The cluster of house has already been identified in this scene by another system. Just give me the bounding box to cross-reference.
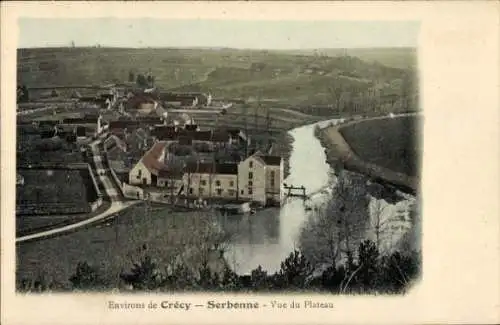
[127,140,282,206]
[123,88,213,113]
[102,117,282,205]
[17,113,105,141]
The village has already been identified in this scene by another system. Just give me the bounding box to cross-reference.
[16,74,285,220]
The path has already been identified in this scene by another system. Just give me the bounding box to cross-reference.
[320,113,420,194]
[16,133,140,243]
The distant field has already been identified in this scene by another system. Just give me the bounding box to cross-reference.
[16,169,96,215]
[18,47,418,107]
[339,115,421,177]
[276,47,418,69]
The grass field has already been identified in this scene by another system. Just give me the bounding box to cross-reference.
[16,203,280,290]
[16,169,96,215]
[18,47,418,108]
[339,115,421,177]
[16,200,111,237]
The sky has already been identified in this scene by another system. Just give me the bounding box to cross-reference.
[18,18,420,49]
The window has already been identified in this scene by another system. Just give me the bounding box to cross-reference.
[215,180,221,186]
[229,180,234,187]
[228,189,235,196]
[248,180,253,187]
[137,169,142,179]
[241,190,244,195]
[270,171,275,186]
[200,180,207,186]
[216,189,223,195]
[248,188,253,195]
[189,188,193,194]
[199,188,205,194]
[249,161,253,168]
[248,172,253,179]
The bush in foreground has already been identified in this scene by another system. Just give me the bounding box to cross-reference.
[18,240,420,294]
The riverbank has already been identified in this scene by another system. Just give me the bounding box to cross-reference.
[314,116,420,195]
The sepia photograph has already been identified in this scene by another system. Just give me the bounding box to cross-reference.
[2,2,499,325]
[15,18,422,294]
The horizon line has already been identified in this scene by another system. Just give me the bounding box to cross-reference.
[18,45,416,51]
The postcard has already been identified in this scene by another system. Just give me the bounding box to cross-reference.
[1,1,499,324]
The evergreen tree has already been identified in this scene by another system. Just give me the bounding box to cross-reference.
[276,250,312,290]
[120,255,164,290]
[320,263,345,293]
[69,261,107,291]
[379,250,421,294]
[249,265,269,291]
[357,240,380,292]
[162,263,195,291]
[220,266,241,291]
[195,262,220,290]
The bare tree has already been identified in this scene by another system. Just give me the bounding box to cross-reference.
[299,170,370,268]
[369,198,391,251]
[327,80,346,113]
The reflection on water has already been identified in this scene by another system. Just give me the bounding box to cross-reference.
[225,122,337,275]
[16,121,339,282]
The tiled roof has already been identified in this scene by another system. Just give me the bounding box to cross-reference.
[126,94,157,109]
[140,141,168,175]
[258,155,282,166]
[158,167,184,179]
[151,126,177,140]
[109,120,140,129]
[184,124,198,131]
[160,93,198,101]
[63,117,99,124]
[184,161,238,175]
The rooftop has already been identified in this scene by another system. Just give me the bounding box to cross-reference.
[184,161,238,175]
[140,141,168,175]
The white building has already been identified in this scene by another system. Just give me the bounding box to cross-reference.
[237,152,283,205]
[128,141,168,185]
[182,162,238,199]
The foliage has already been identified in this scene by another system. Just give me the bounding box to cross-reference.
[17,85,30,102]
[120,255,164,290]
[128,70,135,82]
[135,74,149,89]
[69,261,107,290]
[18,239,420,294]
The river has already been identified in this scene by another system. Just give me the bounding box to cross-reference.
[16,118,416,286]
[226,120,341,275]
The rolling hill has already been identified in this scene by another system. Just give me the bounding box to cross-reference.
[17,47,418,108]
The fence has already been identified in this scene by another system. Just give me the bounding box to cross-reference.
[122,183,144,200]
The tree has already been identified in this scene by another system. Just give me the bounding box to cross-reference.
[249,265,270,291]
[17,85,30,102]
[120,255,164,290]
[274,250,312,290]
[220,265,241,291]
[128,70,135,82]
[299,170,370,272]
[327,81,345,113]
[369,197,391,252]
[69,262,107,290]
[195,261,220,290]
[136,74,148,88]
[333,171,370,257]
[17,274,52,293]
[321,263,344,292]
[357,240,379,291]
[378,250,420,293]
